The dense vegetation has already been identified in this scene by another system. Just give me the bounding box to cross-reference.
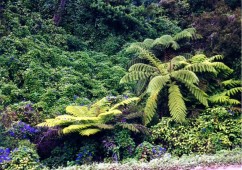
[0,0,241,169]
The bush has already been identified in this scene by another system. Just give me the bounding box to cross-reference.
[151,106,241,156]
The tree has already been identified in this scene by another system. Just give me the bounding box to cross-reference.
[120,35,233,125]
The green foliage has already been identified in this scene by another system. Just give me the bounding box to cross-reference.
[103,129,136,162]
[151,107,242,156]
[38,96,140,136]
[75,143,97,165]
[135,141,166,161]
[3,140,43,170]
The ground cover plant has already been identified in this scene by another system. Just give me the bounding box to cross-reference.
[0,0,241,169]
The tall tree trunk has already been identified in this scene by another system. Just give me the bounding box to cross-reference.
[53,0,67,26]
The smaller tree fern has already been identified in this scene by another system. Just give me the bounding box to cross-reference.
[37,96,144,136]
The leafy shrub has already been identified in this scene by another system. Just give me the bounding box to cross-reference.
[151,106,241,156]
[2,140,43,170]
[135,141,166,161]
[75,143,97,165]
[102,129,136,162]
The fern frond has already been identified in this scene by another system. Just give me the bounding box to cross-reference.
[37,119,73,127]
[209,95,240,105]
[120,71,152,83]
[129,63,158,72]
[126,57,146,69]
[224,87,242,96]
[222,79,241,87]
[147,75,170,93]
[207,55,224,62]
[95,124,114,129]
[144,91,159,125]
[171,70,199,84]
[185,62,217,74]
[110,97,140,110]
[152,35,179,50]
[211,62,233,73]
[168,84,186,122]
[98,110,122,119]
[176,28,202,40]
[184,83,208,107]
[66,106,89,117]
[116,123,140,133]
[55,115,100,123]
[124,112,143,119]
[135,79,149,95]
[143,38,155,49]
[79,128,101,136]
[62,124,93,134]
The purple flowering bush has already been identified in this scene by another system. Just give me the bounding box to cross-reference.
[0,148,11,164]
[8,121,39,140]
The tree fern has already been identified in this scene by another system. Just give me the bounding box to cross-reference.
[207,55,224,62]
[38,96,141,136]
[116,123,140,133]
[168,84,186,122]
[174,27,201,41]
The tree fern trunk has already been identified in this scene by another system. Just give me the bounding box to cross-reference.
[53,0,67,26]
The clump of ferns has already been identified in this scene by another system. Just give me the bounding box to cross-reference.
[37,95,148,136]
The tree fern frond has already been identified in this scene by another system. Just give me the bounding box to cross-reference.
[152,35,180,50]
[62,124,93,134]
[120,71,152,83]
[184,83,208,107]
[222,79,241,87]
[79,128,101,136]
[147,75,170,93]
[184,62,217,74]
[176,28,202,40]
[211,62,233,74]
[209,95,240,105]
[95,124,114,129]
[144,91,159,125]
[126,57,147,69]
[124,112,143,119]
[110,97,140,110]
[171,70,199,84]
[135,79,149,95]
[207,55,224,62]
[224,87,242,96]
[143,38,155,49]
[116,123,140,133]
[98,110,122,119]
[37,119,73,127]
[129,63,158,72]
[66,106,89,117]
[168,84,187,122]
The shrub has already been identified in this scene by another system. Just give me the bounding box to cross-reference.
[151,106,241,156]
